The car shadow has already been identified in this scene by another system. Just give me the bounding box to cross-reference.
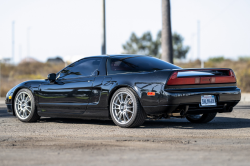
[141,117,250,129]
[37,116,250,130]
[39,117,115,126]
[1,104,250,130]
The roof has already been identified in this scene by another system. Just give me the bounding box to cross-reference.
[84,54,147,59]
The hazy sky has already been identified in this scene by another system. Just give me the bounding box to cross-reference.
[0,0,250,63]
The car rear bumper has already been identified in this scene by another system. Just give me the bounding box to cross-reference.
[143,88,241,115]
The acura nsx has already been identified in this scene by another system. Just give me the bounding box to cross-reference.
[6,55,241,128]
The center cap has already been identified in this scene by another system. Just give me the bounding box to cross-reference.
[120,103,125,110]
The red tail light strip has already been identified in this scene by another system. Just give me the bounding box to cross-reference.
[167,70,236,85]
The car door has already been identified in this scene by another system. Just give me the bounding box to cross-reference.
[38,57,102,115]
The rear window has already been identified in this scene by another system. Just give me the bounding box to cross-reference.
[107,56,181,75]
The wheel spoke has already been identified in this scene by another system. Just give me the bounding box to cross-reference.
[22,93,25,101]
[123,113,127,122]
[117,111,121,117]
[121,93,124,102]
[26,108,31,113]
[126,98,132,104]
[18,109,23,114]
[124,112,130,120]
[118,112,122,121]
[117,95,121,103]
[126,109,133,113]
[23,110,27,117]
[25,96,30,103]
[113,103,120,107]
[124,95,128,103]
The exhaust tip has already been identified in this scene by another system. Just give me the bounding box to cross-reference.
[172,109,185,117]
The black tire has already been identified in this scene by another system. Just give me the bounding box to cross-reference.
[110,87,146,128]
[14,89,40,122]
[186,113,217,123]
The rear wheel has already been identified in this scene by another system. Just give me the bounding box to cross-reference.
[186,113,217,123]
[14,89,40,122]
[110,88,146,128]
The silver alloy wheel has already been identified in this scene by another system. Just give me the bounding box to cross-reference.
[111,92,134,124]
[15,92,32,120]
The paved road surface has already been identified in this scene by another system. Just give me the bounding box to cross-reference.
[0,101,250,166]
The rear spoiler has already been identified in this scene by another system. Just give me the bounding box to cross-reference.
[167,68,236,85]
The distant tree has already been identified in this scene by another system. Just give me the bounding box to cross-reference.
[122,32,161,58]
[172,32,190,59]
[122,31,189,59]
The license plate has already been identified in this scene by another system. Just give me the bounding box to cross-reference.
[201,95,216,106]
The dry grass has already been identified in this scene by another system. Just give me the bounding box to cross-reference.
[0,62,64,97]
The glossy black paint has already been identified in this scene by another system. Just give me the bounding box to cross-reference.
[6,55,241,120]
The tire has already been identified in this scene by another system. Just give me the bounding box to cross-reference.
[186,112,217,123]
[110,87,146,128]
[14,89,40,122]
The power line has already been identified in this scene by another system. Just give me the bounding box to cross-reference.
[12,21,15,64]
[201,0,236,30]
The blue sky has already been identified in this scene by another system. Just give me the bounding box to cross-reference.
[0,0,250,63]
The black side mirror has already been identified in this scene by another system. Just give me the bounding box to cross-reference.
[47,73,56,82]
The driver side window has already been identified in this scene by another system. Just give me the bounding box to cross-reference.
[58,58,101,79]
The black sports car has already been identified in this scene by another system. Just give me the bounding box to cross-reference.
[5,55,241,128]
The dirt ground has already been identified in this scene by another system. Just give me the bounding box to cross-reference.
[0,100,250,166]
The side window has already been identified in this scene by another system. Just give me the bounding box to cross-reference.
[59,58,101,79]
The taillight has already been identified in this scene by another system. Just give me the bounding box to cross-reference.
[169,72,178,80]
[167,72,201,85]
[229,69,235,77]
[167,70,236,86]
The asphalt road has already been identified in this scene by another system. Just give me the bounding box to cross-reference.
[0,101,250,166]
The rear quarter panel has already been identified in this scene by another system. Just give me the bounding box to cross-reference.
[107,70,172,107]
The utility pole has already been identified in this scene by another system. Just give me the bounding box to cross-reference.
[161,0,173,63]
[197,20,200,60]
[197,20,203,68]
[12,21,15,64]
[19,45,22,61]
[0,58,1,97]
[27,27,30,57]
[101,0,106,55]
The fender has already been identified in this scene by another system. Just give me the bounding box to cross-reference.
[5,80,46,115]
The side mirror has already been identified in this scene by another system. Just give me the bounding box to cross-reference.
[47,73,56,82]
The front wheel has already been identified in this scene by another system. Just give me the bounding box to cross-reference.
[186,113,217,123]
[110,88,146,128]
[14,89,40,122]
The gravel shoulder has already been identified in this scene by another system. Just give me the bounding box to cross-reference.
[0,102,250,166]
